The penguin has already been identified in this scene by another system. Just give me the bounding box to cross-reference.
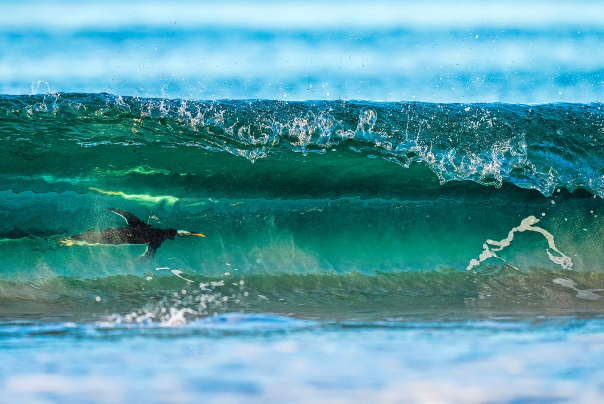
[57,208,205,261]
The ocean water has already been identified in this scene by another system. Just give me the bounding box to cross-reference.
[2,1,604,403]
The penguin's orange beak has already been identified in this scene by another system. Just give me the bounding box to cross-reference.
[177,230,206,237]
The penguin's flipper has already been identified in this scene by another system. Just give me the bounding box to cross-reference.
[107,208,150,228]
[137,243,160,262]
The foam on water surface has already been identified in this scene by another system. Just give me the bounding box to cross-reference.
[468,215,574,271]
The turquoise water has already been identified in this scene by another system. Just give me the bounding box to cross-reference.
[3,1,604,402]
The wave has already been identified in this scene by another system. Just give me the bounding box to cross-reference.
[1,93,604,197]
[1,93,604,318]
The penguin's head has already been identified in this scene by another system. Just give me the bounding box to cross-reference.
[177,230,206,238]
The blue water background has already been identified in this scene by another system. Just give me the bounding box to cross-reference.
[2,315,604,403]
[1,0,603,102]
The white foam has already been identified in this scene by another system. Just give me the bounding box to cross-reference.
[170,270,193,283]
[160,307,196,327]
[467,215,573,271]
[553,278,604,300]
[155,267,193,282]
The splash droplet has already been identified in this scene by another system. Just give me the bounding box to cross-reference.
[357,107,377,135]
